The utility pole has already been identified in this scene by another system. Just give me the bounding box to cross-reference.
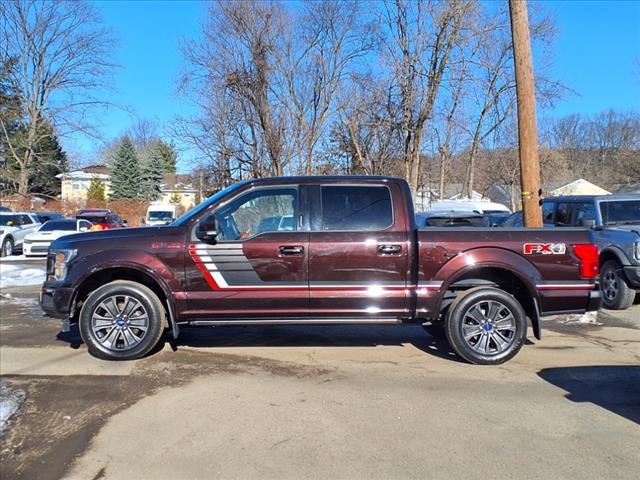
[509,0,543,227]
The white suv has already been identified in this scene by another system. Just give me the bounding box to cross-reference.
[0,212,42,257]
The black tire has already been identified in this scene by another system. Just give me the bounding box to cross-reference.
[1,236,14,257]
[445,287,528,365]
[600,260,635,310]
[422,321,446,339]
[79,280,166,360]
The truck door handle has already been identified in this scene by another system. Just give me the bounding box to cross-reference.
[378,244,402,255]
[279,245,304,256]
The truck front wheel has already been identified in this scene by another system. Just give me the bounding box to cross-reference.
[79,280,166,360]
[445,287,528,365]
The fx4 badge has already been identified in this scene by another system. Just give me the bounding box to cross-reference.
[523,243,566,255]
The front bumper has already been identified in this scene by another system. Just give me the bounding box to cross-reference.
[623,265,640,288]
[24,242,50,256]
[40,283,75,319]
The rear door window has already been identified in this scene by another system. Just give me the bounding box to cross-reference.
[555,203,575,226]
[574,202,596,226]
[320,186,393,231]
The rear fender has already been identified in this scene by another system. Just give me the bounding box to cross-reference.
[434,247,542,339]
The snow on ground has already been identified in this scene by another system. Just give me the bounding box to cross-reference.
[0,380,26,436]
[0,264,46,289]
[0,254,45,262]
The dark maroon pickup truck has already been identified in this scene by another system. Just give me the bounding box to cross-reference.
[41,176,601,364]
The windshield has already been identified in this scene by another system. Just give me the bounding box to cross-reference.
[40,220,76,232]
[148,211,174,221]
[173,181,248,226]
[79,215,108,224]
[0,215,16,226]
[600,200,640,225]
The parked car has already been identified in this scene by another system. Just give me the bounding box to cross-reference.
[427,200,511,215]
[76,209,126,230]
[41,176,601,364]
[416,210,489,227]
[0,212,42,256]
[501,211,555,228]
[23,219,93,257]
[30,211,65,223]
[502,195,640,310]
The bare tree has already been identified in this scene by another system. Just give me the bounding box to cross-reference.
[180,0,291,177]
[379,0,473,197]
[0,0,116,195]
[277,0,371,174]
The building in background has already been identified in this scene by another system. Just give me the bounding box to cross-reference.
[57,165,112,204]
[159,174,198,212]
[56,166,197,210]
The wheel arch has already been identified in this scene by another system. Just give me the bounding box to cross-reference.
[440,264,541,340]
[71,265,179,339]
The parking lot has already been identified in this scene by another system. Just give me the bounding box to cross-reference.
[1,256,639,480]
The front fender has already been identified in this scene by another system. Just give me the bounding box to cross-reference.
[66,249,181,337]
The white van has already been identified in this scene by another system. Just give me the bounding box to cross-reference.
[145,204,179,226]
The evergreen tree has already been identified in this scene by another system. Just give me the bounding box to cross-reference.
[139,143,164,201]
[109,136,141,200]
[29,122,69,196]
[152,139,177,173]
[86,177,106,201]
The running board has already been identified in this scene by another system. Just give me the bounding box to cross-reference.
[188,317,402,327]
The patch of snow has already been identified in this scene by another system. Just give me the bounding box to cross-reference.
[0,264,46,289]
[0,380,26,436]
[0,254,46,263]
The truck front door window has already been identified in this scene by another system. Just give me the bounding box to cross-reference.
[214,188,297,241]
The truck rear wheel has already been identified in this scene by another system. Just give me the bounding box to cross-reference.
[79,280,166,360]
[445,287,527,365]
[600,260,635,310]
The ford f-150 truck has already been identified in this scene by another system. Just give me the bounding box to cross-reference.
[41,176,601,364]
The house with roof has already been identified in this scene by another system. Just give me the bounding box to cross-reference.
[57,165,112,203]
[56,165,198,210]
[159,174,198,211]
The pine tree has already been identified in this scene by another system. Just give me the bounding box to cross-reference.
[86,177,105,201]
[139,143,164,201]
[29,122,69,196]
[151,139,177,173]
[109,136,141,200]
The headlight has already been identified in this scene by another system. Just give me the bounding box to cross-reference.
[635,241,640,261]
[24,238,32,244]
[47,249,77,281]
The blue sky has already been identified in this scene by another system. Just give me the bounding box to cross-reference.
[66,0,640,171]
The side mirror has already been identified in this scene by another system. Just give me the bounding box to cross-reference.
[582,219,596,229]
[122,220,128,227]
[196,213,218,243]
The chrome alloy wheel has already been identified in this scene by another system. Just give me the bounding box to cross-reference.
[90,295,149,351]
[461,300,517,356]
[603,269,619,301]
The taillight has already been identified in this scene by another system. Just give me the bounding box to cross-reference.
[572,244,599,279]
